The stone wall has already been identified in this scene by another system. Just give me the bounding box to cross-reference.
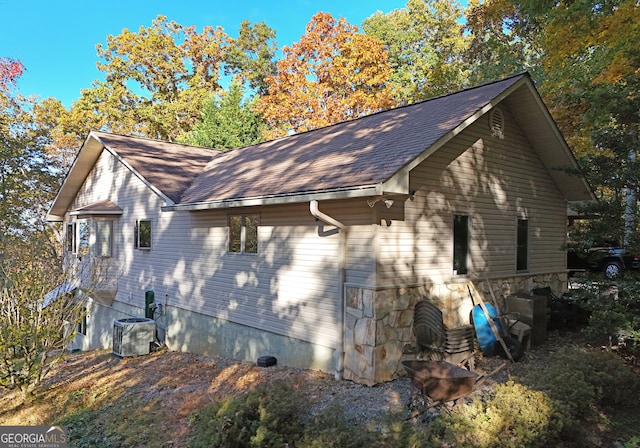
[342,273,567,386]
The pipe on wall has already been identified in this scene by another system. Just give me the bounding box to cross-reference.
[309,200,347,380]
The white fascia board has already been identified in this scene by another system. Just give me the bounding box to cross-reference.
[69,210,124,217]
[162,185,384,212]
[381,171,409,195]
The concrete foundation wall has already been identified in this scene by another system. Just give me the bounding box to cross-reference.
[72,297,336,374]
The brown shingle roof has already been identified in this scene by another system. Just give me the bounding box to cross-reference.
[92,131,222,203]
[47,73,594,221]
[179,74,525,205]
[72,199,123,215]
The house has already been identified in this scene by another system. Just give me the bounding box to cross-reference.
[46,73,593,385]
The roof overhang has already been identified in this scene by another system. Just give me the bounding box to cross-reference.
[69,199,123,218]
[384,76,595,203]
[47,134,105,221]
[513,81,595,202]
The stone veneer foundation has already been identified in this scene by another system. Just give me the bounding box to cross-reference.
[342,273,566,386]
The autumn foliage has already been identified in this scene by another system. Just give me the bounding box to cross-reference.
[0,58,24,92]
[255,12,396,140]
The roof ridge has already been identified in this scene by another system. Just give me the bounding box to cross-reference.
[90,130,224,154]
[247,72,530,147]
[90,73,529,157]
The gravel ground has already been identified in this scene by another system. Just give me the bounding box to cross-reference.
[305,331,587,426]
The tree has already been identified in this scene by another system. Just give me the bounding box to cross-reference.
[179,79,265,149]
[362,0,470,102]
[48,15,277,148]
[0,57,24,92]
[464,0,544,86]
[468,0,640,248]
[224,20,278,96]
[31,97,80,174]
[0,59,60,260]
[255,12,396,139]
[92,15,229,141]
[522,0,640,247]
[0,244,85,399]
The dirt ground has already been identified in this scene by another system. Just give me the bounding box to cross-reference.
[0,331,637,447]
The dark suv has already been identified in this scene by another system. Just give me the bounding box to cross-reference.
[568,247,640,279]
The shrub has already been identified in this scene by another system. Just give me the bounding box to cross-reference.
[522,345,639,408]
[520,344,640,443]
[571,278,640,343]
[189,381,306,448]
[189,381,433,448]
[297,402,378,448]
[435,381,561,448]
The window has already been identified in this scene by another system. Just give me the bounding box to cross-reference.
[77,306,87,336]
[66,223,76,253]
[453,214,469,275]
[229,214,259,254]
[77,220,89,256]
[96,220,113,257]
[516,218,529,271]
[135,219,152,249]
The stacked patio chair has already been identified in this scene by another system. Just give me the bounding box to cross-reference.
[413,300,476,369]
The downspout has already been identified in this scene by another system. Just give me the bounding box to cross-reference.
[309,200,347,380]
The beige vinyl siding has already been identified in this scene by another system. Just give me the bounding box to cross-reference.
[377,106,567,283]
[161,200,378,347]
[69,149,168,302]
[311,199,378,287]
[73,151,381,348]
[71,150,352,347]
[159,204,342,347]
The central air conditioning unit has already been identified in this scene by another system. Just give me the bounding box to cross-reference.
[113,317,155,357]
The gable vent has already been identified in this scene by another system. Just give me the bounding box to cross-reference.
[489,108,505,139]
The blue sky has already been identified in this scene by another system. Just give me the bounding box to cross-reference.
[0,0,409,107]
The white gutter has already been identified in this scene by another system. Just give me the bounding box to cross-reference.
[309,200,347,380]
[163,185,383,212]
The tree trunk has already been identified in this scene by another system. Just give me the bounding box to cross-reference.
[624,150,637,247]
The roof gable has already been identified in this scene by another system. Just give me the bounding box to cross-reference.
[93,132,222,202]
[47,132,221,220]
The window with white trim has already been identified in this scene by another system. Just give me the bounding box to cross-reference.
[96,220,113,257]
[77,220,89,257]
[228,214,259,254]
[135,219,152,249]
